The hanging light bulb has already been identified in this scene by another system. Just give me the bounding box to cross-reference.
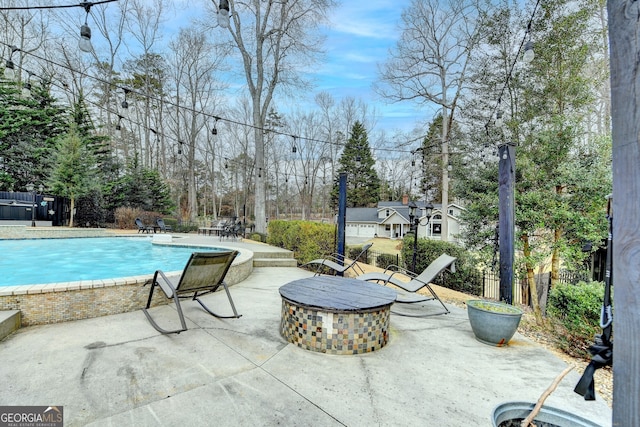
[292,136,297,153]
[21,72,33,98]
[115,115,123,131]
[78,3,93,53]
[4,46,18,80]
[4,59,15,80]
[523,40,534,63]
[21,81,32,98]
[79,24,93,53]
[495,110,503,127]
[217,0,230,28]
[121,88,130,109]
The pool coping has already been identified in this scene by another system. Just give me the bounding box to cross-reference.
[0,233,255,325]
[0,235,253,295]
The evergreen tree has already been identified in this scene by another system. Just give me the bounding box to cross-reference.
[331,122,380,208]
[104,154,174,215]
[49,124,97,227]
[456,0,610,321]
[0,78,68,191]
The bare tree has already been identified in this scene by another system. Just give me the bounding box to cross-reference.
[167,28,225,221]
[207,0,335,233]
[377,0,482,241]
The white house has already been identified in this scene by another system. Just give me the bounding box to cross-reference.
[345,195,465,243]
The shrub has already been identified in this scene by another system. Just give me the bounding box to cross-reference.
[162,217,178,230]
[376,253,398,269]
[114,206,143,229]
[547,281,606,358]
[75,189,107,227]
[248,232,267,243]
[173,222,198,233]
[267,220,335,264]
[347,245,370,264]
[400,236,482,295]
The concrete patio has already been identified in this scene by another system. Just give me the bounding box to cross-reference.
[0,240,612,426]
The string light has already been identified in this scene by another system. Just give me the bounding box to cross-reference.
[21,72,32,97]
[0,1,118,53]
[523,40,534,63]
[1,39,429,158]
[3,45,18,80]
[216,0,230,28]
[212,117,219,135]
[495,109,503,127]
[79,3,93,53]
[485,0,541,132]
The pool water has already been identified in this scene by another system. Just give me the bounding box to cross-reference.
[0,237,223,287]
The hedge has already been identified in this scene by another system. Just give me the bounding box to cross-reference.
[400,236,481,294]
[267,220,335,264]
[547,281,607,358]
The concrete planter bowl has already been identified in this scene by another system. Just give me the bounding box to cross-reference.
[492,401,601,427]
[467,299,523,346]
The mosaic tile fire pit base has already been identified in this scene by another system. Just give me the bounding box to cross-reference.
[280,298,391,355]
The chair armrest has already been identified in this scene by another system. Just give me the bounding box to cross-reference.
[153,270,177,298]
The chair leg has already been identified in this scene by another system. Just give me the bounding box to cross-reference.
[390,285,450,318]
[142,279,188,334]
[195,282,242,319]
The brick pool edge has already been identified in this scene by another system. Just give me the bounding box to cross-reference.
[0,232,254,326]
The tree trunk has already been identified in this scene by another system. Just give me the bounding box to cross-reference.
[522,233,543,324]
[69,197,75,228]
[550,227,562,288]
[254,122,267,233]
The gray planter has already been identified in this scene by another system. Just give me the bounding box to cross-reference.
[467,299,523,346]
[492,401,601,427]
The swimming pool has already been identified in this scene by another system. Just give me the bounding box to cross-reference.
[1,237,224,287]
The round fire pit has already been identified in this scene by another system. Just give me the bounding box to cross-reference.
[279,276,397,355]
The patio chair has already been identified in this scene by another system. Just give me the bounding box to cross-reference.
[220,221,244,241]
[142,250,241,334]
[356,253,456,316]
[156,218,172,233]
[302,243,373,277]
[135,217,154,233]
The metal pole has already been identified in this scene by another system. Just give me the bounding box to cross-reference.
[412,220,418,272]
[336,172,347,275]
[498,142,515,304]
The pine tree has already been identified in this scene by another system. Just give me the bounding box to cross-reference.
[0,78,68,191]
[331,122,380,208]
[49,124,97,227]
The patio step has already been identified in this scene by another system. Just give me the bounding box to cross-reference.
[253,258,298,268]
[0,310,21,341]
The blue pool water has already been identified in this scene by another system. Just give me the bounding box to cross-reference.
[0,237,223,287]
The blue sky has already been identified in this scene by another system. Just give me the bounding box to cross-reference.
[312,1,429,134]
[157,0,429,135]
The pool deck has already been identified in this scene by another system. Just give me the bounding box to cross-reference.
[0,259,612,425]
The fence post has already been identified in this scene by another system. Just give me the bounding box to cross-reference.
[482,270,486,297]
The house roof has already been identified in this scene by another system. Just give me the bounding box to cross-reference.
[345,208,379,223]
[346,200,465,224]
